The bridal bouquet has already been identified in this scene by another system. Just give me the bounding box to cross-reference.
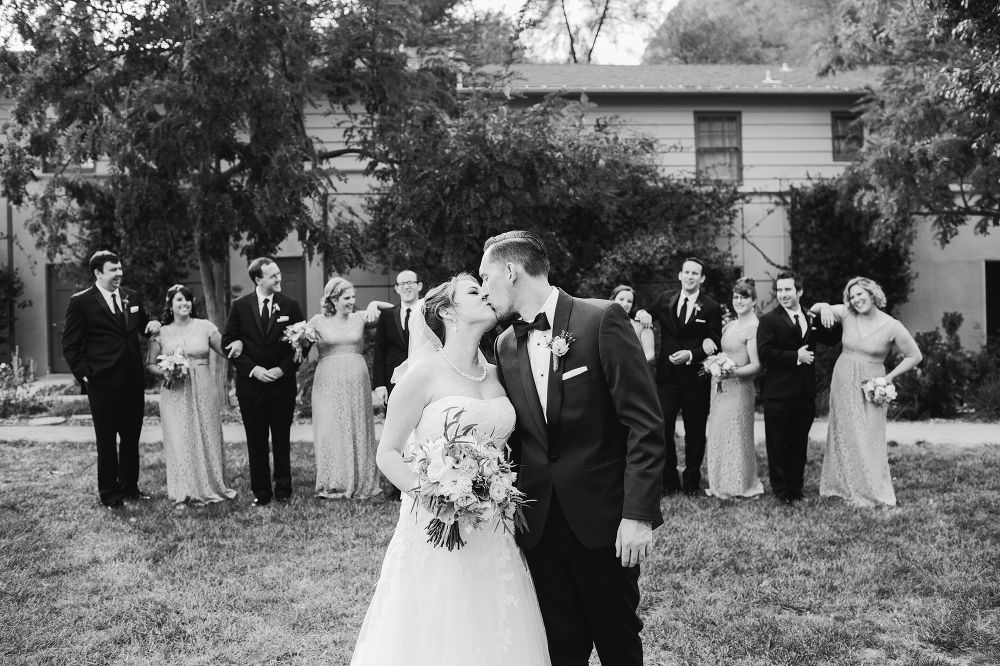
[157,347,191,389]
[701,352,737,391]
[281,321,319,363]
[861,377,897,406]
[407,407,529,551]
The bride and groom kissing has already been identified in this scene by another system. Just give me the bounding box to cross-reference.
[350,231,666,666]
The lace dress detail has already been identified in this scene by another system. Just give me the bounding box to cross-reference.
[349,396,551,666]
[820,312,905,507]
[157,319,236,505]
[705,317,764,499]
[310,313,382,499]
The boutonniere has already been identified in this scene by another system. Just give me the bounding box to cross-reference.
[121,294,130,310]
[272,302,281,315]
[546,330,575,372]
[693,302,702,314]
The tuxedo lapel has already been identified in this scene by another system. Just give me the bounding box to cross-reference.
[250,295,266,339]
[392,305,407,345]
[678,295,701,335]
[265,295,281,337]
[90,287,123,331]
[515,334,548,450]
[546,290,573,445]
[781,308,801,342]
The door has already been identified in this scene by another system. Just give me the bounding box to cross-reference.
[987,261,1000,343]
[276,257,307,311]
[47,264,88,374]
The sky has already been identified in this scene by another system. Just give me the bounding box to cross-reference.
[465,0,680,65]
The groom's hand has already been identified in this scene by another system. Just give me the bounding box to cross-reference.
[251,366,277,383]
[616,518,653,568]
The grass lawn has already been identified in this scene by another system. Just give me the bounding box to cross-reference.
[1,437,998,666]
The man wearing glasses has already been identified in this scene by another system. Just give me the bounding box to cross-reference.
[373,270,423,410]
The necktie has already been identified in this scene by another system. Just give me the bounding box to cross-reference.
[678,297,689,325]
[512,312,551,339]
[403,307,411,333]
[793,314,802,339]
[113,293,125,326]
[262,298,270,323]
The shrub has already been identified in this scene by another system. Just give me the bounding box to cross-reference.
[890,312,971,420]
[48,397,91,418]
[967,375,1000,422]
[0,347,41,418]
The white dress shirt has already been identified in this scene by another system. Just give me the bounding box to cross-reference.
[782,306,808,337]
[95,282,124,314]
[400,300,421,332]
[677,290,700,324]
[524,287,559,420]
[255,287,275,318]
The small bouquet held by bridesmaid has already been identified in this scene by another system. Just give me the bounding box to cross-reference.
[407,407,530,551]
[281,321,319,363]
[701,352,737,392]
[157,348,191,389]
[861,377,897,406]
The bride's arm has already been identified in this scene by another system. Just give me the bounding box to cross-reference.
[375,364,434,496]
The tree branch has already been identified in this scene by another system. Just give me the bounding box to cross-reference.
[587,0,612,63]
[561,0,578,64]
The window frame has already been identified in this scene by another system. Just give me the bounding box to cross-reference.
[693,111,743,184]
[831,112,864,162]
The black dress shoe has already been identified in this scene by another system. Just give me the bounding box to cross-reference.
[251,498,271,508]
[662,487,682,497]
[105,500,125,510]
[125,492,152,501]
[274,495,291,503]
[683,487,702,497]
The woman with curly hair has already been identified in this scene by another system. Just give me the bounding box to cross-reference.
[146,284,236,506]
[811,277,922,506]
[307,277,392,499]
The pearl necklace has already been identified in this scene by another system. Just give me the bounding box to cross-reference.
[439,349,488,382]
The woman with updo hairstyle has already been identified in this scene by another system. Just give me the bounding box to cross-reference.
[306,277,393,500]
[146,284,236,505]
[704,276,764,499]
[610,285,655,363]
[810,277,922,507]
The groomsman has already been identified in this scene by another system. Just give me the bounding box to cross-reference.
[373,270,422,408]
[222,257,305,507]
[636,258,722,495]
[756,271,841,503]
[61,251,160,508]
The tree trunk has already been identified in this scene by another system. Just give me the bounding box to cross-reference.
[197,241,232,407]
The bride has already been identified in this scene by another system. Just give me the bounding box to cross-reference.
[349,273,551,666]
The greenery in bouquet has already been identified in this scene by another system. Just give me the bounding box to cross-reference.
[281,322,319,363]
[156,347,191,390]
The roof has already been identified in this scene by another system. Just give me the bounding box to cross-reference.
[490,64,880,95]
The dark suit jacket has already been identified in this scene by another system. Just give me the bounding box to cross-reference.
[757,306,842,401]
[373,305,410,390]
[61,286,151,394]
[221,291,305,400]
[495,290,666,550]
[644,289,723,393]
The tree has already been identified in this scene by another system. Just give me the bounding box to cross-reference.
[362,93,743,300]
[643,0,837,65]
[823,0,1000,245]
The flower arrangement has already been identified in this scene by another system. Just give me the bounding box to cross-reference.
[701,352,737,392]
[546,330,575,371]
[281,321,319,362]
[407,407,530,551]
[157,347,191,389]
[861,377,898,406]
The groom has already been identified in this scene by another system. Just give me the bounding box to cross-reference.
[222,257,306,507]
[481,231,665,666]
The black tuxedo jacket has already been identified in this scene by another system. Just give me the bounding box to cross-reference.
[61,286,151,393]
[495,290,665,550]
[645,289,723,392]
[221,291,305,400]
[757,306,841,401]
[373,305,410,390]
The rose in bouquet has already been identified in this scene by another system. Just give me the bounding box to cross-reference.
[157,347,191,389]
[861,376,898,406]
[407,407,530,551]
[281,321,319,363]
[700,352,737,392]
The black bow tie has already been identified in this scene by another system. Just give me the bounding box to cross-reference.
[512,312,551,339]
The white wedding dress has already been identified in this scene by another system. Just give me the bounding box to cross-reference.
[349,396,551,666]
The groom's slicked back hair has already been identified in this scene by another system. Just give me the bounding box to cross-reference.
[483,231,549,277]
[248,257,276,284]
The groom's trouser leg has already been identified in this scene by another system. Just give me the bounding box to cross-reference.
[763,399,789,498]
[525,494,643,666]
[239,393,273,501]
[679,388,710,491]
[764,398,814,499]
[657,392,683,492]
[268,387,296,499]
[116,375,145,496]
[88,383,126,505]
[785,397,815,497]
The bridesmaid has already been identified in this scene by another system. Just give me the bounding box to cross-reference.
[811,277,922,507]
[308,277,392,499]
[610,285,656,363]
[705,277,764,499]
[146,285,236,506]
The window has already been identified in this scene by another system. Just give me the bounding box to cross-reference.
[695,113,742,183]
[41,156,96,174]
[832,112,863,161]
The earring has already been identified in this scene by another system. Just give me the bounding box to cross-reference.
[451,319,458,333]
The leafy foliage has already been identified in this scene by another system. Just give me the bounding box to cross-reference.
[362,93,743,299]
[643,0,837,65]
[825,0,1000,245]
[890,312,971,420]
[0,267,30,354]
